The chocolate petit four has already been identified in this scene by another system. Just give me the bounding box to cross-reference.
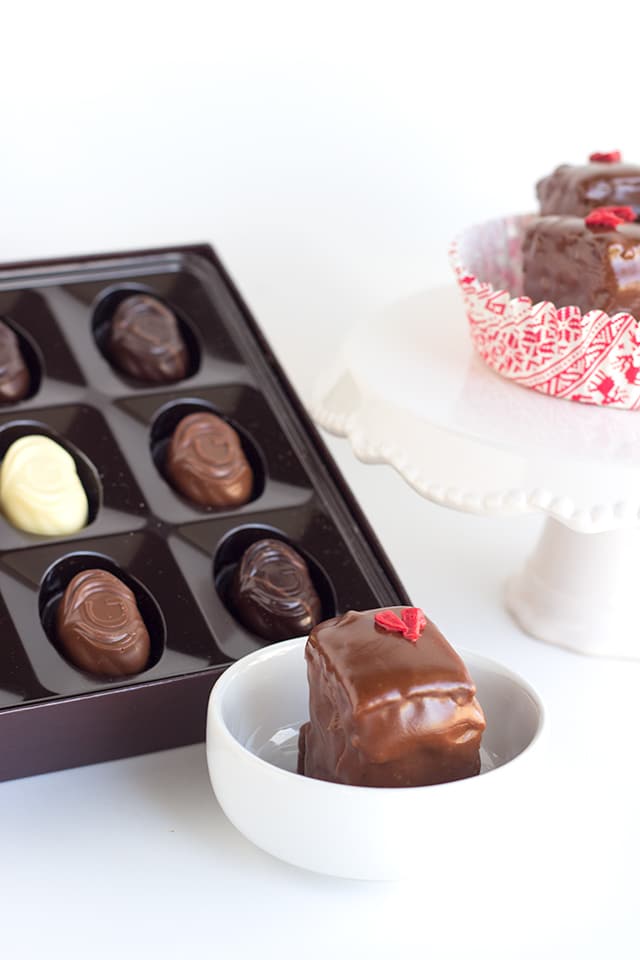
[166,411,253,507]
[523,206,640,316]
[0,435,89,535]
[0,319,29,402]
[537,151,640,218]
[56,569,150,677]
[298,607,486,788]
[108,294,188,382]
[230,539,322,642]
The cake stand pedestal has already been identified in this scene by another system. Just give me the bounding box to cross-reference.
[311,285,640,660]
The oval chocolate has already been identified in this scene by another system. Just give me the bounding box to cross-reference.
[0,435,89,536]
[56,569,150,677]
[165,411,253,507]
[230,538,322,642]
[0,319,29,402]
[108,294,188,382]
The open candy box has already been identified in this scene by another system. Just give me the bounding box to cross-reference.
[0,244,409,781]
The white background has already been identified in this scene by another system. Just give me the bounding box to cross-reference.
[5,0,640,384]
[0,2,638,956]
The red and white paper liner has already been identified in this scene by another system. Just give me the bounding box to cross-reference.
[449,213,640,410]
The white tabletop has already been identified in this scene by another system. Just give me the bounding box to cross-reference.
[1,4,639,954]
[2,356,637,958]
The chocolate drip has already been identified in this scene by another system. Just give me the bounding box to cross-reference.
[230,539,322,642]
[299,608,486,788]
[56,569,150,677]
[166,412,253,507]
[0,319,29,402]
[108,295,188,382]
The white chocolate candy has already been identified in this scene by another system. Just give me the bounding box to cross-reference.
[0,435,89,536]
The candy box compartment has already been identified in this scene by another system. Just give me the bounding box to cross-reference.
[0,244,409,781]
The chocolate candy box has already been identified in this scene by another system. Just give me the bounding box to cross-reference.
[0,244,409,781]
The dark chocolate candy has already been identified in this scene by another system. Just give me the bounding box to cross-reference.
[165,411,253,507]
[298,608,486,788]
[230,539,322,642]
[0,319,29,402]
[56,569,150,677]
[523,215,640,317]
[108,294,188,382]
[537,161,640,217]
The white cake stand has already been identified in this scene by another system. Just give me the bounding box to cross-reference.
[311,285,640,660]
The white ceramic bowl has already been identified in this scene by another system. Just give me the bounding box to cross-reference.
[206,637,544,880]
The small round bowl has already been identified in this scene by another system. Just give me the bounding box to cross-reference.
[206,637,544,880]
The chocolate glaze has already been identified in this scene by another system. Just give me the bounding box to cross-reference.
[230,538,322,641]
[537,162,640,217]
[523,215,640,317]
[0,319,29,402]
[298,608,486,788]
[108,295,188,382]
[56,569,150,677]
[165,411,253,507]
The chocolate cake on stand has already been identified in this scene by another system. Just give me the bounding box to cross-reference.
[311,284,640,660]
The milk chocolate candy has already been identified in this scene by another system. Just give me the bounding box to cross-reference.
[56,569,150,677]
[537,156,640,218]
[108,294,188,382]
[230,539,322,642]
[523,214,640,317]
[0,319,29,402]
[298,607,486,788]
[166,412,253,507]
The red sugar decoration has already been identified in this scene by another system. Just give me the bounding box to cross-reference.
[584,206,636,230]
[374,610,406,633]
[374,607,427,643]
[608,206,636,220]
[589,151,622,163]
[401,607,427,641]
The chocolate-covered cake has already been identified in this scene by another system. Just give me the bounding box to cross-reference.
[523,208,640,316]
[298,607,486,788]
[537,152,640,218]
[56,569,150,677]
[108,294,188,382]
[165,411,253,507]
[230,539,322,642]
[0,319,29,402]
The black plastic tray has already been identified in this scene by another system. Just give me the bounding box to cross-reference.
[0,244,410,780]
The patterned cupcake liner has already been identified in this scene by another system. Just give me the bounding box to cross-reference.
[449,214,640,410]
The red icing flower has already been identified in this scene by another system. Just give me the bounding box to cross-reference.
[589,151,622,163]
[584,206,636,230]
[401,607,427,640]
[374,607,427,643]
